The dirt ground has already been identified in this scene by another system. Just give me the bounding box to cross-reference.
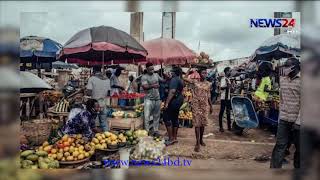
[160,104,276,143]
[156,103,296,174]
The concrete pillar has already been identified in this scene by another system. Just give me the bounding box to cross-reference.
[274,12,293,35]
[162,12,176,39]
[130,12,143,43]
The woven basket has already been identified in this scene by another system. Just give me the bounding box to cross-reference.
[21,119,54,146]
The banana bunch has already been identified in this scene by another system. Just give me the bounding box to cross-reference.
[183,91,192,98]
[179,111,193,120]
[55,99,69,112]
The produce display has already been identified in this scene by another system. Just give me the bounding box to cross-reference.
[178,100,193,120]
[178,111,193,120]
[133,130,148,138]
[42,90,63,104]
[196,51,213,65]
[91,131,126,150]
[183,90,192,98]
[111,110,139,118]
[54,99,69,112]
[135,105,144,114]
[112,111,125,118]
[38,135,94,162]
[20,149,59,169]
[111,92,145,99]
[130,136,166,161]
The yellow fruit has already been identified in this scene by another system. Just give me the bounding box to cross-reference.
[95,133,101,138]
[92,138,99,144]
[43,146,52,153]
[79,149,84,154]
[84,152,90,158]
[74,158,78,161]
[100,139,106,144]
[95,144,103,150]
[79,146,84,151]
[63,141,70,147]
[101,134,106,139]
[62,135,69,142]
[62,157,66,161]
[66,156,74,161]
[51,154,57,160]
[90,142,95,146]
[39,146,44,151]
[111,141,117,146]
[63,147,70,152]
[76,134,82,139]
[72,151,79,157]
[74,148,79,152]
[43,141,49,147]
[69,146,75,153]
[71,143,76,147]
[51,149,57,154]
[97,136,103,141]
[102,143,107,148]
[105,132,112,137]
[57,153,63,161]
[64,152,70,157]
[107,139,112,144]
[89,150,95,156]
[111,135,117,141]
[59,149,64,153]
[78,154,85,160]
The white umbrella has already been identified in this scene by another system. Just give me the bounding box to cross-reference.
[20,71,53,93]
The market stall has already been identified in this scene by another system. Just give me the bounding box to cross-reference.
[20,128,167,169]
[107,92,146,131]
[20,36,62,75]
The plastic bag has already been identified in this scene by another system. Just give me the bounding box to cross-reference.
[130,137,167,161]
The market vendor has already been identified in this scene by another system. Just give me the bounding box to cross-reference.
[110,68,125,95]
[141,62,165,136]
[86,66,111,131]
[254,62,273,101]
[184,68,213,152]
[60,99,101,140]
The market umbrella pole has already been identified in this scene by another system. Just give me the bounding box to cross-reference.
[37,56,41,77]
[160,63,163,77]
[102,51,105,73]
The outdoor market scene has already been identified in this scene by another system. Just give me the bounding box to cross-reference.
[17,12,301,173]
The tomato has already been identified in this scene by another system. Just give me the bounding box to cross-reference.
[57,143,64,149]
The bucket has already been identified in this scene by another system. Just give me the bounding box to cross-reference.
[119,147,131,169]
[118,99,127,107]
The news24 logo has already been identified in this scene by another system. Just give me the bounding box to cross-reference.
[250,18,296,28]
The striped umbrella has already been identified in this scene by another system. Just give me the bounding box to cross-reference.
[58,26,147,66]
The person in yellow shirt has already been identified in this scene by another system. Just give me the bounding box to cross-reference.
[254,62,273,101]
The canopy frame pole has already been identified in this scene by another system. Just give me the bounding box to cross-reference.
[37,56,41,78]
[160,63,163,78]
[102,51,105,73]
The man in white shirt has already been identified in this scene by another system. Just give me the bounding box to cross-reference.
[218,67,232,132]
[110,68,124,96]
[86,66,111,131]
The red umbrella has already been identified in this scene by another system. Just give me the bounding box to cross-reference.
[141,38,197,65]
